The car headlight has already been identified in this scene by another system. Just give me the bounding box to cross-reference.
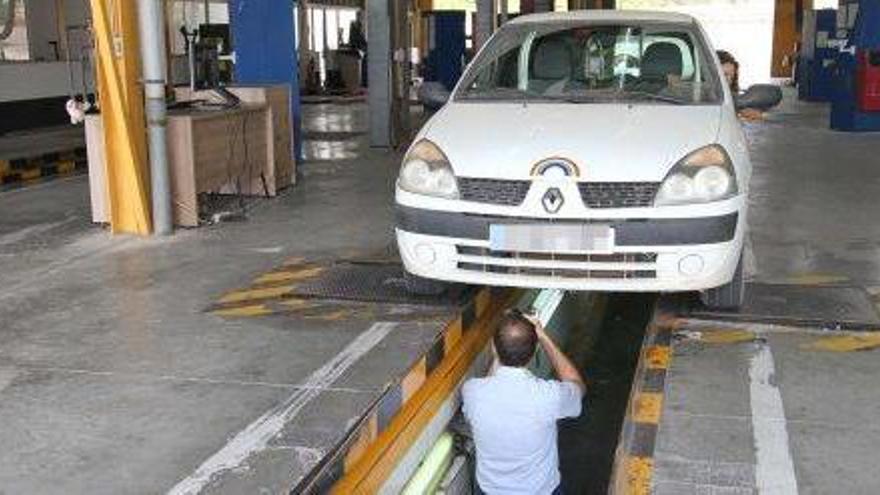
[654,145,738,206]
[398,140,459,199]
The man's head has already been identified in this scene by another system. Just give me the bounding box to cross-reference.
[494,309,538,367]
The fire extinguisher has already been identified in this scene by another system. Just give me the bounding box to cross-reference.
[856,49,880,112]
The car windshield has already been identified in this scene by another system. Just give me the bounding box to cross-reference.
[457,22,723,105]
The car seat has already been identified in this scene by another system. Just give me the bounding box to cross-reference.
[529,37,573,94]
[636,42,683,93]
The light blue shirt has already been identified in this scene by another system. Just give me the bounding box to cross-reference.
[462,366,584,495]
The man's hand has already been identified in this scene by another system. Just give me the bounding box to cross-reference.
[522,312,550,344]
[523,311,586,395]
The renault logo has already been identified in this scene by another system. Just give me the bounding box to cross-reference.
[542,188,564,214]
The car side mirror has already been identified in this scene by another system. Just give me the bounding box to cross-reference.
[418,81,451,111]
[735,84,783,112]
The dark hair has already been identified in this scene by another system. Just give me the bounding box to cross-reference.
[716,50,740,93]
[494,309,538,367]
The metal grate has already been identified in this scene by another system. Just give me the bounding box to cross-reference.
[459,178,531,206]
[578,182,660,208]
[291,262,473,305]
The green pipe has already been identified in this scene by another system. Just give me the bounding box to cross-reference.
[402,432,455,495]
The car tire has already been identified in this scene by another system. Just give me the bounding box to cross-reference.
[403,271,448,296]
[700,252,745,310]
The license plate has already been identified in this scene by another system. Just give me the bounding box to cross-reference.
[489,224,615,253]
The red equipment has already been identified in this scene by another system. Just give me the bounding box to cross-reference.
[856,50,880,112]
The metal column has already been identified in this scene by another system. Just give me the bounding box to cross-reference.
[368,0,412,148]
[368,0,393,147]
[137,0,172,235]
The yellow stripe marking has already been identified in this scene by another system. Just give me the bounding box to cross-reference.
[623,456,653,495]
[304,309,350,321]
[700,329,756,344]
[218,285,293,304]
[0,160,9,174]
[645,345,671,370]
[802,334,880,352]
[211,304,272,317]
[632,392,664,424]
[253,266,323,285]
[280,298,312,309]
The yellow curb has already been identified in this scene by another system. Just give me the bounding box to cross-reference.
[700,329,757,344]
[623,456,653,495]
[802,334,880,352]
[632,392,663,424]
[645,345,670,370]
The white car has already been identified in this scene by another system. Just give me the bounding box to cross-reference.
[395,10,780,309]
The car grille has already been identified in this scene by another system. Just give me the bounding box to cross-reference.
[457,179,661,209]
[455,245,658,279]
[458,178,531,206]
[578,182,660,208]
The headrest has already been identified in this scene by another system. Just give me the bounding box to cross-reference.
[531,38,572,80]
[641,42,683,80]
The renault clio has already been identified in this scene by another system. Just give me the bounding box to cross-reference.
[395,10,780,309]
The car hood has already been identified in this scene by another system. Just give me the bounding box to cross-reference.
[422,102,723,182]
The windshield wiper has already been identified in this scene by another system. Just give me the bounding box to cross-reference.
[616,90,687,105]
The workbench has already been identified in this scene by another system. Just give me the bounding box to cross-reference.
[166,104,269,227]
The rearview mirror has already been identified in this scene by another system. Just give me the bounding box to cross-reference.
[418,82,451,111]
[735,84,783,112]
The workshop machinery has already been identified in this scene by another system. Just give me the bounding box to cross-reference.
[830,0,880,131]
[798,9,840,102]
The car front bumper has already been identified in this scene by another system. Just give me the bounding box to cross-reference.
[395,204,745,292]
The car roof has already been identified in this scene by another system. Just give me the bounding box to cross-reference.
[507,10,697,26]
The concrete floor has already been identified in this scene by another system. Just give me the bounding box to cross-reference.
[651,93,880,494]
[0,103,453,493]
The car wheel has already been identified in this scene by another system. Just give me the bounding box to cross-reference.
[403,271,448,296]
[700,252,745,310]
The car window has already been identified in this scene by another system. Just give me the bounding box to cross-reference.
[458,22,722,105]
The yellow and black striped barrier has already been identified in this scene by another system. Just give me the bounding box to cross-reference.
[0,147,87,187]
[294,287,519,494]
[610,312,678,495]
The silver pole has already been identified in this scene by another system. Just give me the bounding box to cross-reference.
[137,0,173,235]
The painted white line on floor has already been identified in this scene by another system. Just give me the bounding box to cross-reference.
[167,321,398,495]
[749,343,799,495]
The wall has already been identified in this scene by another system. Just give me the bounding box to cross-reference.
[0,60,92,102]
[23,0,90,61]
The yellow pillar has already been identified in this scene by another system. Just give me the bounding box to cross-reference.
[90,0,152,235]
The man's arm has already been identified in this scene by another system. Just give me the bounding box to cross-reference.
[526,315,586,395]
